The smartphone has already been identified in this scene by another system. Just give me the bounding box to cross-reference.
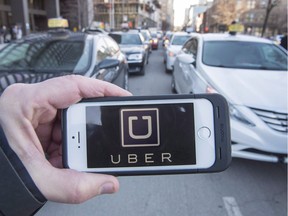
[62,94,231,175]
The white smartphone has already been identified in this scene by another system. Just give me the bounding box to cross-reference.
[62,94,231,175]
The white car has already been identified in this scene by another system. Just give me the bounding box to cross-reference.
[164,32,192,72]
[172,33,288,163]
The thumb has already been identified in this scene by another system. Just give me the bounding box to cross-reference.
[39,166,119,203]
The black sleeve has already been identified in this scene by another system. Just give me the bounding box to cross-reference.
[0,126,46,216]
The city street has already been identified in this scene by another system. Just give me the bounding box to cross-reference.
[36,44,287,216]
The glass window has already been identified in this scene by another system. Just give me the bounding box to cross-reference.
[96,38,111,63]
[109,33,142,45]
[104,36,120,55]
[182,38,198,57]
[0,37,92,72]
[171,35,191,45]
[202,41,287,70]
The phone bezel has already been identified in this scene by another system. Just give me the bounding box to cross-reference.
[65,98,216,173]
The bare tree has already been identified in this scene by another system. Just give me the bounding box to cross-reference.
[210,0,247,25]
[261,0,280,37]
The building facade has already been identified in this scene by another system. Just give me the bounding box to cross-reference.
[93,0,164,30]
[205,0,287,36]
[0,0,59,35]
[159,0,174,31]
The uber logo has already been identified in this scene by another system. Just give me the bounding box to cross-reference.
[121,108,160,147]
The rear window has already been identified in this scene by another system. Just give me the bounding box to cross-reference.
[109,33,142,45]
[0,36,92,72]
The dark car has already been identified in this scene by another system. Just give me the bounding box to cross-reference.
[0,29,128,93]
[109,31,149,75]
[150,32,159,50]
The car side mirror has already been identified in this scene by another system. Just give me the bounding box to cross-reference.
[97,59,120,70]
[178,53,196,66]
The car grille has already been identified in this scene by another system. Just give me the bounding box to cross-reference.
[250,107,288,133]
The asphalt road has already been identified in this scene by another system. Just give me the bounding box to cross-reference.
[37,44,287,216]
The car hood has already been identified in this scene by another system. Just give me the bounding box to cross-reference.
[119,45,144,53]
[202,66,288,111]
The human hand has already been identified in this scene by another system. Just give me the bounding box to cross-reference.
[0,75,132,203]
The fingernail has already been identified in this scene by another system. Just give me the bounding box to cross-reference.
[99,182,115,195]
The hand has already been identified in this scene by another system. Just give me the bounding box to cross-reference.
[0,75,132,203]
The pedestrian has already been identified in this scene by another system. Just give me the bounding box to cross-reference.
[16,24,22,40]
[0,75,132,216]
[10,24,17,40]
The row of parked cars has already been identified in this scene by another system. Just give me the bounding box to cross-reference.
[0,22,162,95]
[163,29,288,163]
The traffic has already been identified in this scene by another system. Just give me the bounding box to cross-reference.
[0,19,286,164]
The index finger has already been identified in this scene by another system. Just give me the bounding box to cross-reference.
[32,75,132,109]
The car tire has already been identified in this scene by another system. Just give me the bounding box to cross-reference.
[140,64,146,75]
[171,76,177,94]
[166,65,172,73]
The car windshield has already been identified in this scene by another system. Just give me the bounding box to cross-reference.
[0,37,92,72]
[151,33,157,38]
[110,34,142,45]
[203,41,287,70]
[171,35,190,45]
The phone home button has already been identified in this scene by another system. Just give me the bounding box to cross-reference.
[198,127,211,140]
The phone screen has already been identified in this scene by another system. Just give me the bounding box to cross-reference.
[86,103,196,168]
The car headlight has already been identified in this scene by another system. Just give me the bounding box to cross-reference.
[128,53,143,60]
[229,104,255,127]
[205,85,255,126]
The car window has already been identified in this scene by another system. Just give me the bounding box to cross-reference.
[104,36,120,55]
[109,33,142,45]
[151,33,157,38]
[203,41,287,70]
[96,37,111,63]
[171,35,191,45]
[182,38,198,57]
[260,45,287,67]
[0,37,92,72]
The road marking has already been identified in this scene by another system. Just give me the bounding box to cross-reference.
[223,197,243,216]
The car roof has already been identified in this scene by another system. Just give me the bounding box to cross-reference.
[172,31,190,36]
[109,30,141,35]
[23,29,101,42]
[197,33,274,44]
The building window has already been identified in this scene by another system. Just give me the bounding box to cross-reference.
[247,0,256,9]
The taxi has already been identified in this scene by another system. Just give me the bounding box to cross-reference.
[0,18,129,93]
[172,24,288,163]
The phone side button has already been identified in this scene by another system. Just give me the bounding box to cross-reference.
[197,127,211,140]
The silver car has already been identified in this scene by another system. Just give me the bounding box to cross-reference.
[164,32,191,72]
[172,33,288,163]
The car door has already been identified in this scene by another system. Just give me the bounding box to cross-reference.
[182,37,206,94]
[174,39,196,93]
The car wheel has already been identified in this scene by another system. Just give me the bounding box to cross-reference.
[171,76,177,94]
[166,64,172,73]
[140,64,146,75]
